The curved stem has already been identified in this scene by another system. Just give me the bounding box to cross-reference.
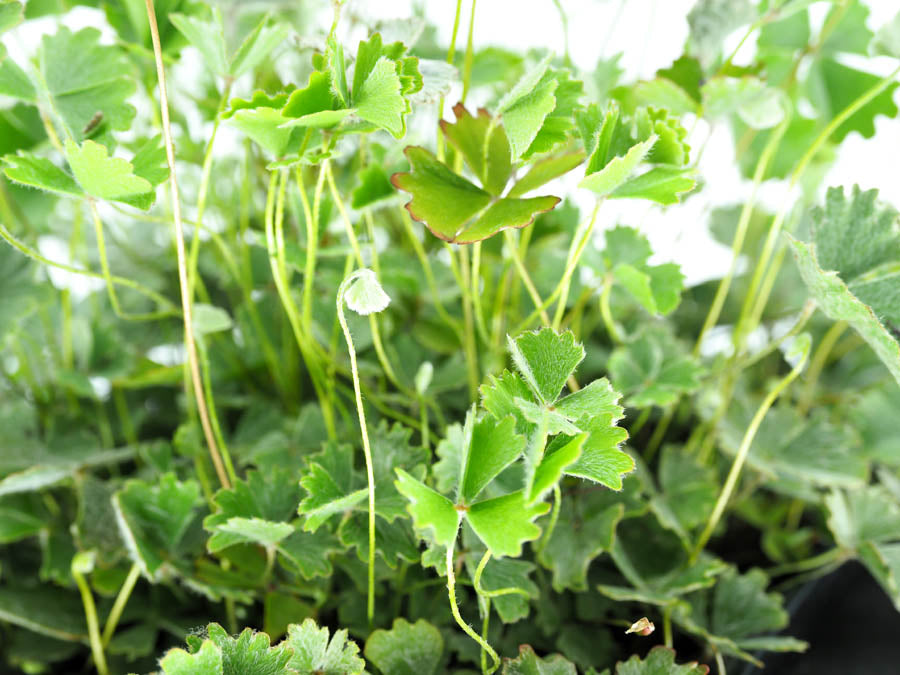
[337,271,379,624]
[72,560,108,675]
[446,546,499,674]
[693,117,788,356]
[536,484,562,555]
[767,547,844,577]
[798,319,847,415]
[473,550,532,599]
[691,343,810,562]
[101,563,141,646]
[144,0,230,488]
[599,276,622,343]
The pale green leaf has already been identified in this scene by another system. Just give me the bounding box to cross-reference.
[394,468,460,548]
[460,414,525,504]
[508,328,585,404]
[170,9,228,76]
[614,646,709,675]
[64,139,155,209]
[160,641,224,675]
[283,618,365,674]
[579,135,656,196]
[610,166,697,205]
[2,152,82,199]
[466,491,549,558]
[502,645,576,675]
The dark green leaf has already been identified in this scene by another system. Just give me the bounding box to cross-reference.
[364,618,443,675]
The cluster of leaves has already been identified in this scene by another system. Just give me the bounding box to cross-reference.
[1,0,900,674]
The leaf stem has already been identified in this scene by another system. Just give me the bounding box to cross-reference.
[552,202,601,330]
[798,320,847,415]
[473,550,532,599]
[766,548,844,577]
[599,276,622,343]
[536,484,562,555]
[101,562,141,646]
[72,559,108,675]
[337,270,379,624]
[446,545,499,675]
[691,342,810,562]
[143,0,230,489]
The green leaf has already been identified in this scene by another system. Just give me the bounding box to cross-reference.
[205,469,301,551]
[170,9,228,76]
[497,55,556,160]
[652,446,718,532]
[281,70,350,129]
[579,135,657,197]
[392,146,558,243]
[701,77,786,129]
[2,152,82,198]
[466,491,549,558]
[39,27,137,139]
[394,468,460,548]
[352,164,395,209]
[113,473,201,580]
[277,527,343,580]
[524,68,585,158]
[64,139,156,209]
[610,166,697,205]
[203,623,292,674]
[502,645,576,675]
[161,641,224,675]
[466,554,539,623]
[364,618,443,675]
[614,646,709,675]
[529,433,584,503]
[354,57,408,138]
[633,78,699,116]
[870,10,900,58]
[229,15,289,79]
[806,59,898,142]
[0,43,35,101]
[284,618,365,675]
[223,90,298,157]
[608,328,704,408]
[299,464,368,533]
[339,514,419,568]
[0,1,24,35]
[507,151,585,198]
[508,328,585,404]
[538,491,624,591]
[460,414,526,503]
[0,587,88,642]
[602,226,685,315]
[790,186,900,384]
[440,103,512,196]
[0,503,45,543]
[193,303,233,336]
[687,0,755,67]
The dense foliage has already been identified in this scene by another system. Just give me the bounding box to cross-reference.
[1,0,899,673]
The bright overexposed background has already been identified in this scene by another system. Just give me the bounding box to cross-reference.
[3,0,899,290]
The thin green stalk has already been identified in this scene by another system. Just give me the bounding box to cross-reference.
[644,406,673,463]
[265,170,337,438]
[552,202,601,330]
[196,339,236,484]
[662,605,673,648]
[436,0,464,161]
[504,229,551,325]
[536,485,562,555]
[480,599,492,675]
[299,164,324,334]
[798,320,847,415]
[691,342,810,562]
[599,276,623,343]
[715,649,726,675]
[473,550,532,599]
[767,548,844,577]
[337,271,379,624]
[461,0,477,103]
[693,117,788,356]
[446,546,499,675]
[101,563,141,646]
[144,0,231,489]
[629,407,652,437]
[734,64,900,353]
[737,301,815,371]
[471,241,491,344]
[325,161,364,265]
[113,387,138,446]
[72,556,108,675]
[458,244,481,398]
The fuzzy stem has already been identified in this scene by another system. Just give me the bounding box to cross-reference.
[798,320,847,415]
[72,561,108,675]
[536,484,562,555]
[446,546,499,674]
[144,0,230,488]
[101,563,141,646]
[337,271,379,624]
[473,550,531,599]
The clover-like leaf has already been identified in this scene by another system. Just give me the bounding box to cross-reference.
[608,328,704,408]
[277,527,343,580]
[496,55,556,161]
[538,490,624,592]
[352,164,395,209]
[391,146,559,243]
[651,446,718,535]
[680,567,807,663]
[701,76,786,129]
[339,514,419,568]
[283,618,365,675]
[298,459,368,533]
[64,138,161,210]
[204,623,292,674]
[160,640,224,675]
[0,0,24,35]
[465,554,539,623]
[440,103,512,195]
[502,645,576,675]
[613,646,709,675]
[790,186,900,384]
[223,91,299,158]
[2,152,82,198]
[602,226,685,316]
[508,328,585,404]
[364,618,443,675]
[39,27,137,140]
[459,413,526,504]
[394,468,460,549]
[204,469,301,552]
[466,491,549,558]
[113,473,201,580]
